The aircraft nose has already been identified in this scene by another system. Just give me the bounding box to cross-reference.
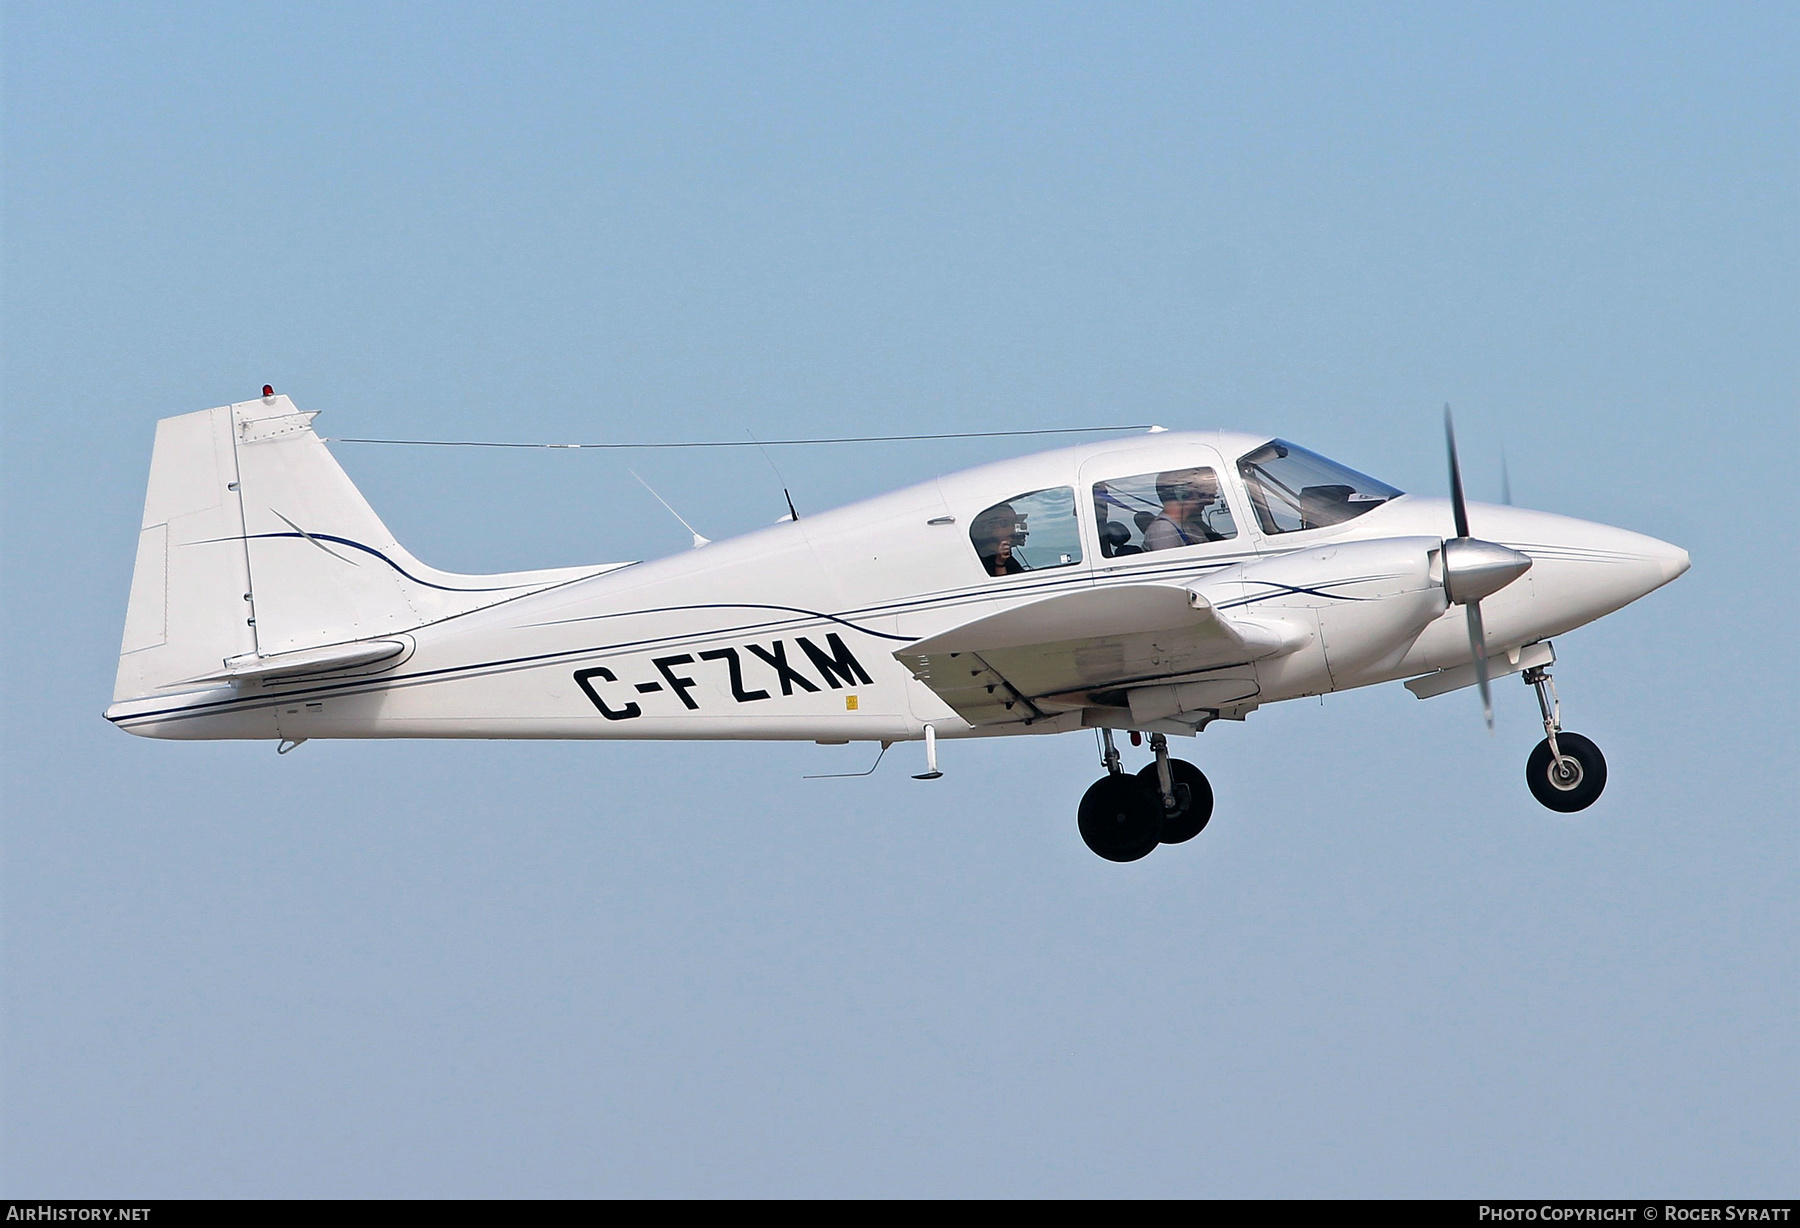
[1574,522,1691,602]
[1499,509,1690,630]
[1653,538,1692,584]
[1398,500,1688,639]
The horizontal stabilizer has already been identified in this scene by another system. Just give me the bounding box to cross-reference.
[185,638,409,684]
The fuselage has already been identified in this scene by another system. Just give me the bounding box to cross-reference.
[106,429,1688,744]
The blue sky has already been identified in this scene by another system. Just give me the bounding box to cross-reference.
[4,2,1795,1196]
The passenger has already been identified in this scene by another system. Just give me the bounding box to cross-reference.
[1143,469,1226,550]
[971,502,1029,575]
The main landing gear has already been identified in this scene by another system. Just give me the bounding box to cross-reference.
[1522,664,1607,812]
[1077,730,1215,862]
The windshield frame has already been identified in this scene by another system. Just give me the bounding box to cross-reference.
[1235,439,1403,536]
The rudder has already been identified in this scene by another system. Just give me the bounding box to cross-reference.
[113,405,258,703]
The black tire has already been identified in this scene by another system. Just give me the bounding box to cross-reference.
[1525,732,1607,812]
[1136,759,1215,844]
[1078,773,1163,862]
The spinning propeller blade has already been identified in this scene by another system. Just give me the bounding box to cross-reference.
[1466,601,1493,730]
[1445,404,1471,539]
[1446,404,1493,730]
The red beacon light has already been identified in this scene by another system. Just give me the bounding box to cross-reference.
[262,385,275,399]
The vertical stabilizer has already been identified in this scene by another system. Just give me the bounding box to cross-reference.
[111,394,622,707]
[233,395,479,655]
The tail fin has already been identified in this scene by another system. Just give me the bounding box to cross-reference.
[113,394,615,704]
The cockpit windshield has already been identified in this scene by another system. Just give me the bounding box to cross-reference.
[1236,440,1402,534]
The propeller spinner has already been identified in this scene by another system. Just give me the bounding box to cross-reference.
[1442,406,1532,728]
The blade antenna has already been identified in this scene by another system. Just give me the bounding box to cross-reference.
[747,429,799,521]
[1500,444,1513,507]
[629,469,710,548]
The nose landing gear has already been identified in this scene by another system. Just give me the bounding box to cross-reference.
[1077,730,1216,861]
[1522,665,1607,811]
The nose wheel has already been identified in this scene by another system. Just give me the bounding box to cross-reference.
[1522,665,1607,812]
[1078,730,1215,861]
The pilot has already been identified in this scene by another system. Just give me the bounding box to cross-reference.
[971,502,1029,576]
[1143,469,1226,551]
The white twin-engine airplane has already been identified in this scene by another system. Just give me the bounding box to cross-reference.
[108,392,1688,862]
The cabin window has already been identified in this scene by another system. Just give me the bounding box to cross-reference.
[1093,467,1238,558]
[969,487,1082,577]
[1236,440,1402,535]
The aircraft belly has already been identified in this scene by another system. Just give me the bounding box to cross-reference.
[270,712,918,741]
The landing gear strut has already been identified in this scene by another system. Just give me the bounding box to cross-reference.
[1522,665,1607,811]
[1077,730,1215,861]
[1138,732,1214,844]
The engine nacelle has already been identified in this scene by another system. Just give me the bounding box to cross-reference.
[1194,536,1449,693]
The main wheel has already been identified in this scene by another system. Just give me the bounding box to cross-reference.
[1526,731,1607,812]
[1078,774,1163,862]
[1136,759,1214,844]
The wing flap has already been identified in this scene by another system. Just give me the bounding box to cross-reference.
[897,584,1297,727]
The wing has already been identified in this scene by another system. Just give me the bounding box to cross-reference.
[894,584,1300,728]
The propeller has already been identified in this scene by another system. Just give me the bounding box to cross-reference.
[1441,405,1533,729]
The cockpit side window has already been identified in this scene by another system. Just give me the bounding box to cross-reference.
[1092,467,1238,558]
[969,486,1082,577]
[1236,440,1402,535]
